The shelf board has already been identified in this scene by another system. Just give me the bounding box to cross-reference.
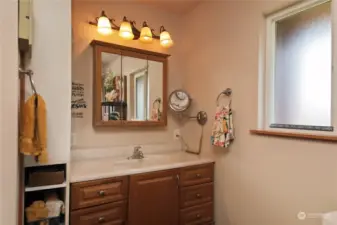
[24,158,67,168]
[25,182,67,192]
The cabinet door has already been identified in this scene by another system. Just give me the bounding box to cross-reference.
[128,169,179,225]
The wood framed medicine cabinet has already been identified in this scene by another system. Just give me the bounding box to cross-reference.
[91,40,169,127]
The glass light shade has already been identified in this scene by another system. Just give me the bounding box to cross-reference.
[160,31,173,48]
[97,16,113,35]
[140,26,153,43]
[119,21,134,40]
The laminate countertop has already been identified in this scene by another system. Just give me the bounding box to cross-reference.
[71,151,214,183]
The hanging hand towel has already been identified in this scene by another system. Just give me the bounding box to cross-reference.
[20,94,48,163]
[211,103,234,148]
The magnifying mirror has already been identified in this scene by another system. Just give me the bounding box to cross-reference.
[168,90,207,126]
[168,90,192,113]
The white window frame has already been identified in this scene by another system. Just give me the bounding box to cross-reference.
[258,0,337,135]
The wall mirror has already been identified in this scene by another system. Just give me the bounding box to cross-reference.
[91,40,169,127]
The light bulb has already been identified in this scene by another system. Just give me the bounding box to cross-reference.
[119,18,134,40]
[140,22,153,43]
[160,27,173,48]
[97,11,113,36]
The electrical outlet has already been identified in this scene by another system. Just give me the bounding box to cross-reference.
[173,129,181,140]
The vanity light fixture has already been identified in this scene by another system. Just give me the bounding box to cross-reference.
[89,11,173,48]
[119,17,134,40]
[159,26,173,48]
[97,11,113,35]
[139,22,153,43]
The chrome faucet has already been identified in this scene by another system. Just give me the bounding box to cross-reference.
[128,146,144,160]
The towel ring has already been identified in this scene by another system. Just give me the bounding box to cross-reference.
[216,88,232,106]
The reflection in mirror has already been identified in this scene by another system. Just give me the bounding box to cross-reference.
[101,52,126,121]
[121,56,163,121]
[148,60,164,121]
[122,56,147,121]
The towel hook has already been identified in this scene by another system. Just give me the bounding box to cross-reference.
[216,88,232,106]
[19,68,37,95]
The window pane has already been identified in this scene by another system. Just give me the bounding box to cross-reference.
[274,2,331,127]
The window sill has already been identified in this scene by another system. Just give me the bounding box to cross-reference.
[250,129,337,142]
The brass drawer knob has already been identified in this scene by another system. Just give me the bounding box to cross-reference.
[98,217,105,223]
[98,190,105,196]
[196,193,201,198]
[196,214,201,219]
[195,173,202,178]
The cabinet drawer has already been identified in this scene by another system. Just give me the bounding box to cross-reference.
[180,183,213,208]
[71,176,128,210]
[71,201,126,225]
[180,163,214,187]
[180,202,213,225]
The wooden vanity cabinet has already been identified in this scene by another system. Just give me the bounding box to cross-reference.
[70,163,214,225]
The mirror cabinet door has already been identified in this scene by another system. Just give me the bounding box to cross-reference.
[147,59,164,122]
[121,54,148,122]
[121,54,164,123]
[100,50,123,124]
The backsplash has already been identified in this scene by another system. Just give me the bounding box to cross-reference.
[71,142,182,161]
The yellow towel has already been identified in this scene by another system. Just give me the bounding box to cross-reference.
[20,94,48,163]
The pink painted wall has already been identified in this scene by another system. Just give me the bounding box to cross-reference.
[180,1,337,225]
[72,1,184,148]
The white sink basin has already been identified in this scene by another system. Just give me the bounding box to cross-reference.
[113,155,170,168]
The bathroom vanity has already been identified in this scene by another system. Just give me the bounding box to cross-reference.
[68,38,214,225]
[70,156,214,225]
